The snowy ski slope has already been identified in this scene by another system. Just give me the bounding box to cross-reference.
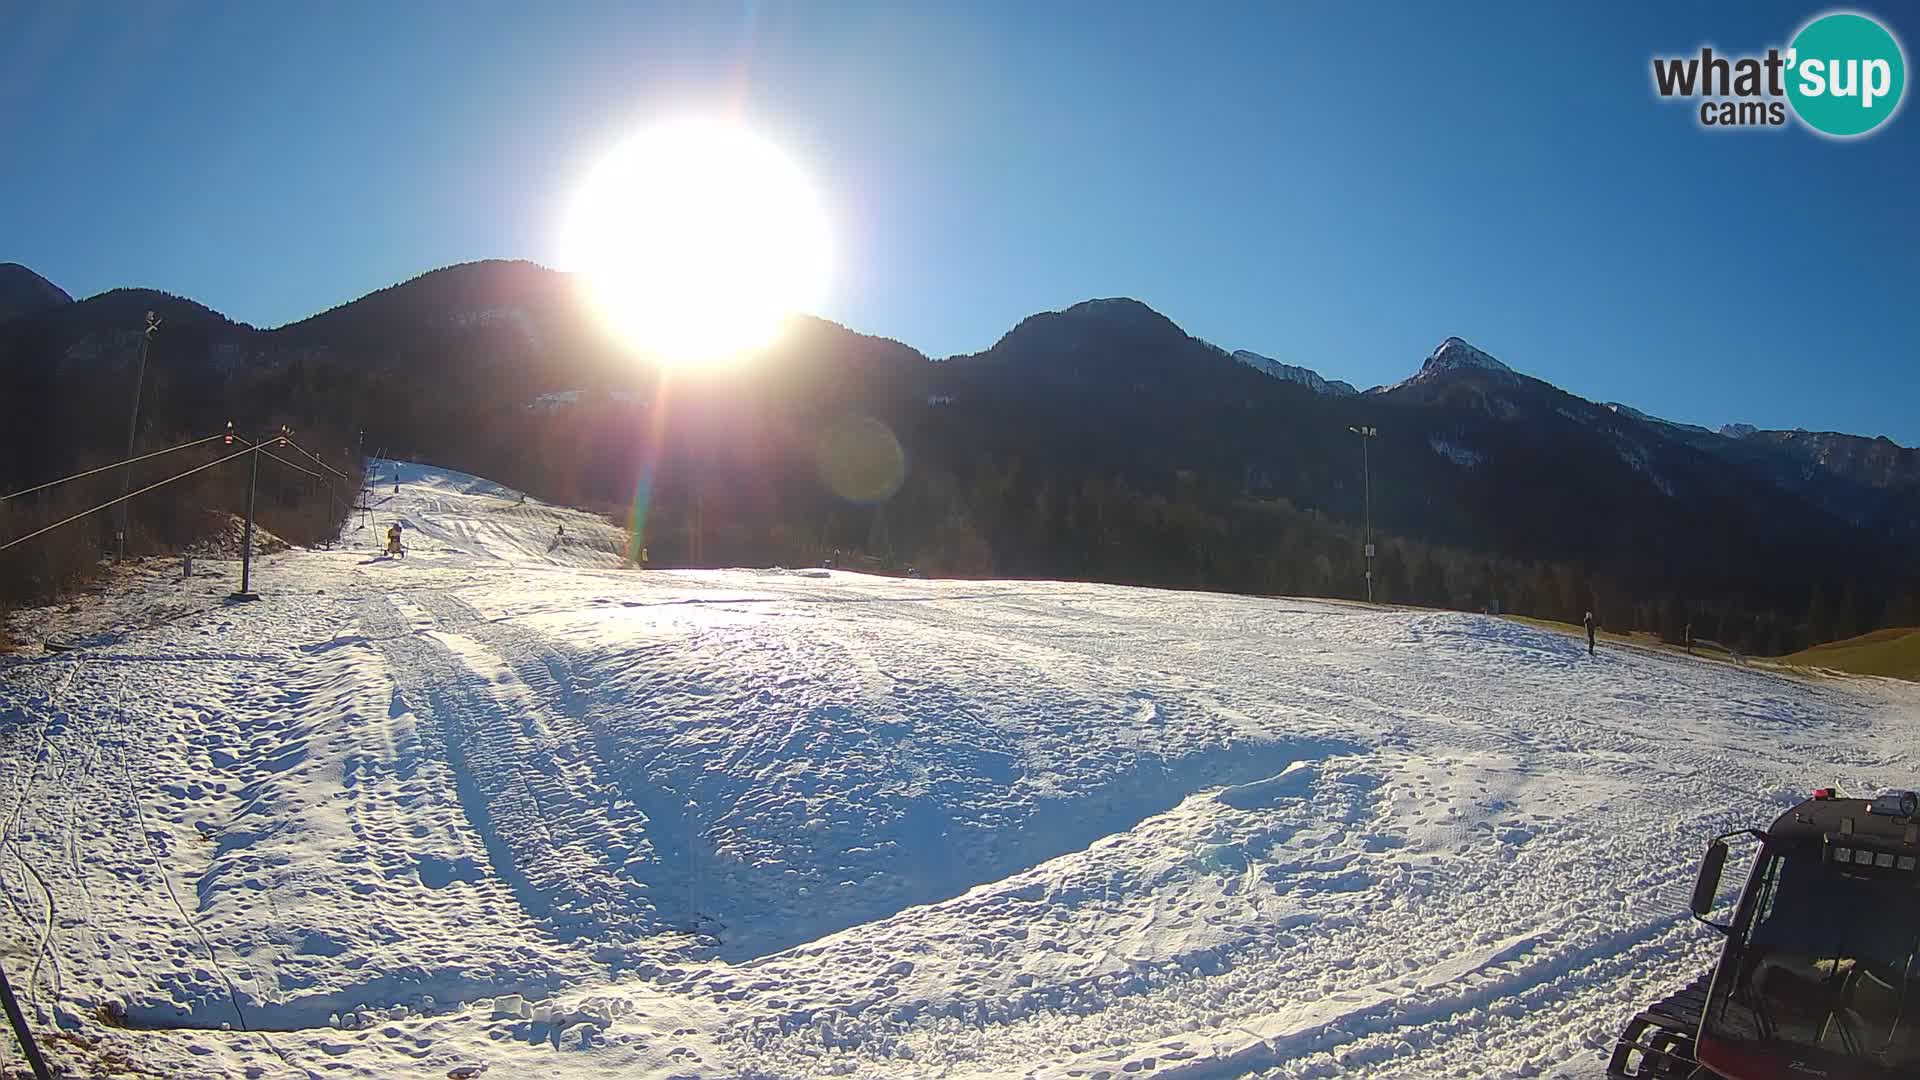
[0,461,1914,1079]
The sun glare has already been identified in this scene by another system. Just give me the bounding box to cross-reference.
[563,116,831,366]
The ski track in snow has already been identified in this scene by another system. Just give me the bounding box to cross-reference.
[0,458,1913,1079]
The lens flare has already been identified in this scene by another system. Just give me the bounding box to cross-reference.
[815,416,906,504]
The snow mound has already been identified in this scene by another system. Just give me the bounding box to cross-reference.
[1215,760,1317,809]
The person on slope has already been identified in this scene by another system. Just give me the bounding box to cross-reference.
[387,522,404,557]
[1583,610,1597,656]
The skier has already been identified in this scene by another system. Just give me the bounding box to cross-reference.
[1684,621,1694,655]
[549,524,565,553]
[1583,610,1597,656]
[386,522,404,557]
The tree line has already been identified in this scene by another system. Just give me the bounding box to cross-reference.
[465,390,1918,658]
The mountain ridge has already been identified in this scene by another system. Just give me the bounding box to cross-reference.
[6,259,1913,545]
[5,256,1917,655]
[11,259,1903,452]
[0,262,73,323]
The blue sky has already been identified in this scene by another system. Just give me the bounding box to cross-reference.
[5,2,1915,441]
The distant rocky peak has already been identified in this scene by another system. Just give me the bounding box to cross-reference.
[1419,336,1513,379]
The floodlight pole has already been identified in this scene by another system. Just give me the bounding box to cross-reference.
[116,311,160,560]
[1349,425,1377,602]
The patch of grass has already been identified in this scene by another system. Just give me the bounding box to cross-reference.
[1800,627,1916,651]
[42,1027,172,1077]
[1783,627,1920,681]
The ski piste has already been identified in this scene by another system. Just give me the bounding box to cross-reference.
[0,461,1913,1078]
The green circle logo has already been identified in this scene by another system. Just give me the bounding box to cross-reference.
[1787,12,1906,137]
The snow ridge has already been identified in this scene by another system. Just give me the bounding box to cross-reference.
[1604,402,1716,438]
[1230,350,1359,396]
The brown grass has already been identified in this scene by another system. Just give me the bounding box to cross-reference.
[1782,627,1920,682]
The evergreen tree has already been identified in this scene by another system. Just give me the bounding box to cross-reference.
[1807,582,1835,645]
[1660,595,1689,645]
[1414,554,1448,608]
[1837,577,1862,641]
[1891,585,1920,628]
[1376,544,1410,604]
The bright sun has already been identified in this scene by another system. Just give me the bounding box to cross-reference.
[562,116,831,365]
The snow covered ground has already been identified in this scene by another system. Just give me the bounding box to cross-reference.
[0,461,1914,1079]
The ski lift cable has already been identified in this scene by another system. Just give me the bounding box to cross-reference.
[259,450,323,482]
[278,434,349,476]
[0,446,254,554]
[0,433,227,504]
[270,436,350,479]
[228,437,325,482]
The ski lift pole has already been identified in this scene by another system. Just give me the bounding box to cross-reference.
[237,437,260,599]
[0,960,52,1080]
[116,311,161,561]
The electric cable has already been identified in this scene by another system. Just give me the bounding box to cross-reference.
[0,446,252,554]
[269,437,349,479]
[1,434,227,504]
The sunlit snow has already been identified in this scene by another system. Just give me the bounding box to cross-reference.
[0,461,1913,1078]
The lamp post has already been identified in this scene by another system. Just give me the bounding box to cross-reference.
[1348,425,1377,602]
[117,311,161,560]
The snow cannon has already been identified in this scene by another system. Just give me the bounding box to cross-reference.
[1608,788,1920,1078]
